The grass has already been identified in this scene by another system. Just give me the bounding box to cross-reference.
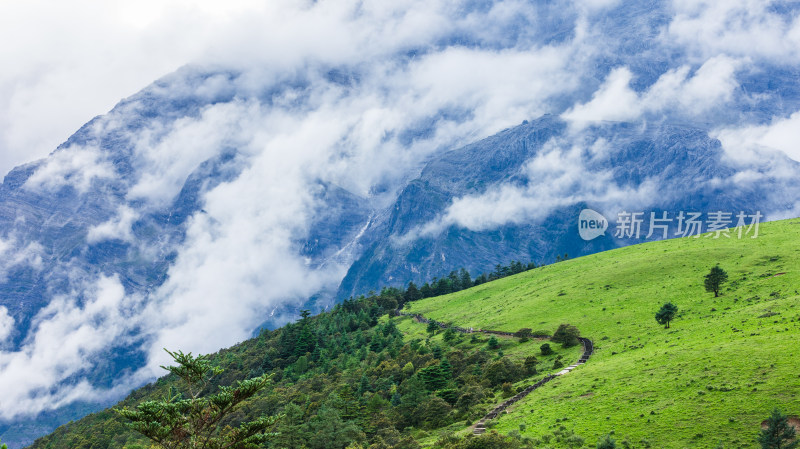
[403,218,800,448]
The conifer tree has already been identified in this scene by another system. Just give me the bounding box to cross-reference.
[655,302,678,329]
[459,268,472,290]
[758,408,798,449]
[116,349,278,449]
[704,265,729,297]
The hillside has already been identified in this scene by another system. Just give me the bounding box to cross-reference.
[409,218,800,448]
[26,218,800,448]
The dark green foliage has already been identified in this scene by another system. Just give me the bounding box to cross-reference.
[30,284,555,449]
[523,356,538,375]
[409,260,540,300]
[115,349,278,449]
[419,364,448,391]
[484,358,522,387]
[415,396,452,429]
[704,265,729,297]
[427,320,440,335]
[404,282,423,302]
[459,268,472,290]
[597,434,617,449]
[540,343,553,355]
[487,336,500,350]
[514,328,532,341]
[305,406,365,449]
[758,409,798,449]
[551,324,580,348]
[655,302,678,328]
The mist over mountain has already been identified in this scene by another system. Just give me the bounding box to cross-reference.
[2,0,800,446]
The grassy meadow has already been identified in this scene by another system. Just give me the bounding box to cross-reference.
[404,219,800,448]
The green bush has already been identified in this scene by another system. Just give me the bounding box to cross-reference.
[552,324,580,348]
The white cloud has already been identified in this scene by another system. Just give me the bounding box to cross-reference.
[562,67,641,123]
[562,56,740,124]
[666,0,800,62]
[0,0,286,177]
[0,307,14,343]
[714,111,800,164]
[0,236,44,283]
[87,206,139,244]
[401,137,659,242]
[0,275,142,418]
[23,145,116,193]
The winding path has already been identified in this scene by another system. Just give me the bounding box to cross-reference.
[395,311,594,435]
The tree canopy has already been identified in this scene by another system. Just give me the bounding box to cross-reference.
[655,302,678,328]
[704,265,729,297]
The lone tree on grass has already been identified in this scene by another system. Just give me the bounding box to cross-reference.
[655,302,678,328]
[116,349,278,449]
[551,324,580,347]
[704,265,729,297]
[758,408,798,449]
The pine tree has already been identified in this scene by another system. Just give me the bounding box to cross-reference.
[427,320,439,335]
[758,408,798,449]
[294,309,316,356]
[404,282,422,302]
[448,271,461,291]
[440,358,452,380]
[704,265,729,297]
[116,349,278,449]
[419,364,447,391]
[420,282,434,298]
[655,302,678,328]
[459,268,472,290]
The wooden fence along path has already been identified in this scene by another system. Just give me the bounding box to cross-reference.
[395,311,594,435]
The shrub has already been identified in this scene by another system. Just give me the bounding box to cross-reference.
[484,358,521,387]
[597,434,617,449]
[552,324,580,347]
[523,356,538,375]
[540,343,554,355]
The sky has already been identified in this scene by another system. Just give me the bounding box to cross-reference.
[1,0,800,426]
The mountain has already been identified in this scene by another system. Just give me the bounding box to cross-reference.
[3,108,800,447]
[3,1,800,446]
[27,218,800,448]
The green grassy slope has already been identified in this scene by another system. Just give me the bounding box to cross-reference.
[406,219,800,448]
